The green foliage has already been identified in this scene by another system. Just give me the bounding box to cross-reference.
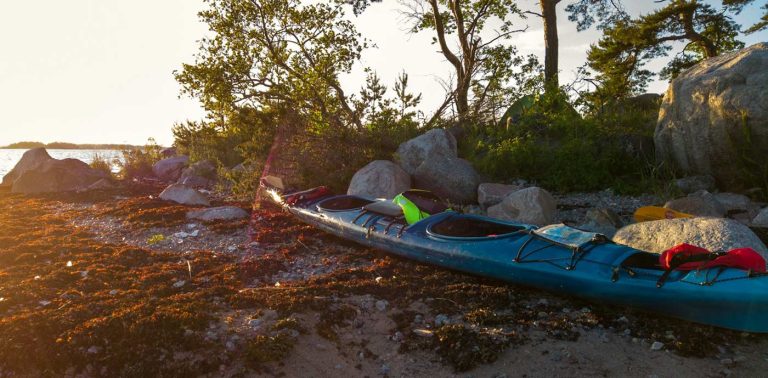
[727,111,768,199]
[586,0,746,98]
[117,139,163,180]
[466,91,652,193]
[89,153,115,177]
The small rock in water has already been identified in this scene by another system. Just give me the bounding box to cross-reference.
[733,356,747,363]
[66,261,73,267]
[413,314,423,324]
[538,298,549,306]
[39,300,51,307]
[650,341,664,351]
[391,331,404,342]
[109,289,119,295]
[375,300,388,312]
[227,245,237,252]
[87,346,101,354]
[249,319,263,329]
[375,276,384,283]
[434,314,450,327]
[173,280,186,288]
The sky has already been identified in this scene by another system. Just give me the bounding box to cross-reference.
[0,1,765,147]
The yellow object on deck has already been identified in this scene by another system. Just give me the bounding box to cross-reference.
[633,206,694,222]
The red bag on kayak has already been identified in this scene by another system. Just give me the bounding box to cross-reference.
[660,243,766,273]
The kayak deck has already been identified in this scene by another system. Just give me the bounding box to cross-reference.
[276,192,768,333]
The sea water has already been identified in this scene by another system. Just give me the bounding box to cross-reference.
[0,149,124,178]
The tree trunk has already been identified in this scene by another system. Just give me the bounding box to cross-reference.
[541,0,559,92]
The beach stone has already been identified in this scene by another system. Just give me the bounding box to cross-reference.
[152,156,189,181]
[613,218,768,262]
[347,160,411,200]
[395,128,457,174]
[650,341,664,351]
[413,154,480,204]
[478,183,522,209]
[753,208,768,227]
[664,193,726,217]
[1,147,53,187]
[655,43,768,190]
[674,175,716,194]
[11,158,108,194]
[187,206,249,221]
[159,184,210,206]
[579,208,623,237]
[375,300,388,312]
[160,147,177,157]
[181,160,217,179]
[487,187,556,225]
[713,192,755,213]
[434,314,450,327]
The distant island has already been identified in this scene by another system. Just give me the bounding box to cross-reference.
[2,141,140,150]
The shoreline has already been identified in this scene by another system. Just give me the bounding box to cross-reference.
[0,182,767,376]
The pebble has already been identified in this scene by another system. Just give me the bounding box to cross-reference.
[66,261,73,267]
[375,300,388,312]
[173,280,186,288]
[562,307,571,314]
[227,245,237,252]
[617,316,628,323]
[413,329,434,337]
[434,314,450,327]
[379,364,390,376]
[413,314,423,324]
[249,319,263,329]
[391,332,404,342]
[650,341,664,351]
[226,341,236,351]
[537,311,548,319]
[39,300,51,307]
[375,276,383,283]
[720,358,734,366]
[87,346,101,354]
[538,298,549,306]
[109,289,119,295]
[733,356,747,363]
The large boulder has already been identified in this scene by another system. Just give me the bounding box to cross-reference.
[1,148,53,187]
[753,208,768,227]
[664,193,726,218]
[177,160,217,188]
[395,129,457,174]
[486,187,556,225]
[152,156,190,182]
[655,43,768,190]
[674,175,716,194]
[413,154,479,204]
[11,158,108,194]
[477,183,522,209]
[187,206,249,221]
[347,160,411,200]
[159,184,210,206]
[614,218,768,262]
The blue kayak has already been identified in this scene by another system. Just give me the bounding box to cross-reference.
[268,188,768,333]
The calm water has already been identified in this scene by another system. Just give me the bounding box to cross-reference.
[0,149,124,177]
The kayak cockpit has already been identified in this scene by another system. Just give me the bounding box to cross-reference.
[426,213,529,240]
[316,195,374,212]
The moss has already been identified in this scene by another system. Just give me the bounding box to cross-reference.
[433,324,519,372]
[244,333,295,367]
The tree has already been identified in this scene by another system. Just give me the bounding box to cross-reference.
[403,0,528,126]
[586,0,749,98]
[175,0,367,130]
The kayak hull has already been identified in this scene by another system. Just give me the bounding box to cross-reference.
[278,193,768,333]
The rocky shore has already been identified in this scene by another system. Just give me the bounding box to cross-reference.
[1,181,768,377]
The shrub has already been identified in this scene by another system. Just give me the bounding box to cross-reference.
[89,153,115,177]
[117,139,163,180]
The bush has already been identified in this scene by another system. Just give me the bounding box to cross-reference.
[117,139,163,180]
[89,153,115,177]
[466,92,654,193]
